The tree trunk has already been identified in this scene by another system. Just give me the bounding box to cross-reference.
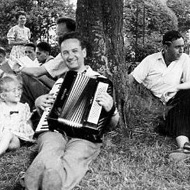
[76,0,128,127]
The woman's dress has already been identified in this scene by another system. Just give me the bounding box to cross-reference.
[7,25,31,59]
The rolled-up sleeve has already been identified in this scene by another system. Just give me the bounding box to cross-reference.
[44,53,68,78]
[131,56,150,84]
[182,54,190,82]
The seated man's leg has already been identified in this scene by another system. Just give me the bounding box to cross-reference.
[24,132,67,190]
[56,138,101,190]
[24,132,101,190]
[20,73,50,110]
[165,89,190,149]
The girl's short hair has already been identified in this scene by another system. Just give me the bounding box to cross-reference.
[0,74,23,93]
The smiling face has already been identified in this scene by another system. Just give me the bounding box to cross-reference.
[18,15,27,26]
[1,81,23,105]
[60,38,87,72]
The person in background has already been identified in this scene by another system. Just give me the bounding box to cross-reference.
[9,42,53,109]
[0,48,50,112]
[0,47,7,65]
[10,18,75,112]
[34,42,55,88]
[36,42,54,65]
[129,30,190,161]
[7,11,31,59]
[25,43,39,66]
[25,43,36,61]
[0,74,34,156]
[11,41,54,110]
[20,17,76,78]
[0,47,14,76]
[23,32,120,190]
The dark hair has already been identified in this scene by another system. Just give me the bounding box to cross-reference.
[162,30,183,45]
[58,32,86,49]
[0,47,6,56]
[16,11,27,20]
[25,43,36,51]
[37,42,51,54]
[56,17,76,32]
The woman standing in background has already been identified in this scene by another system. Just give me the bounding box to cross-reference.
[7,11,31,59]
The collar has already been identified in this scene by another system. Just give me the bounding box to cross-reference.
[85,66,101,77]
[158,50,165,60]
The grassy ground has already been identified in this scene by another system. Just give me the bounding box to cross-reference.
[1,84,190,190]
[1,128,190,190]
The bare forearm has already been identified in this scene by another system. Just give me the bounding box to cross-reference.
[109,110,120,129]
[21,66,47,77]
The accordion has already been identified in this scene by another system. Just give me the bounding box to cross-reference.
[47,70,113,142]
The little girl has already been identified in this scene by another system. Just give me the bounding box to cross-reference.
[0,74,34,156]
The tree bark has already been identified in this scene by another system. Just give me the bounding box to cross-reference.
[76,0,128,127]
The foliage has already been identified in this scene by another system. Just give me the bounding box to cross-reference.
[1,1,190,190]
[167,0,190,33]
[124,0,177,39]
[0,0,21,47]
[0,0,75,49]
[126,44,157,64]
[124,0,178,62]
[27,0,75,42]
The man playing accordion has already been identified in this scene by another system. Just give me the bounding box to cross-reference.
[24,32,119,190]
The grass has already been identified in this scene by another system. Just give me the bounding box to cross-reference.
[0,144,37,190]
[1,84,190,190]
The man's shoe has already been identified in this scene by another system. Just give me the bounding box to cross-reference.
[169,142,190,162]
[42,168,62,190]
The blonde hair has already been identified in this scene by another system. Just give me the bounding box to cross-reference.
[0,74,23,93]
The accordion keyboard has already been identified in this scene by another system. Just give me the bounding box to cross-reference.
[35,78,63,133]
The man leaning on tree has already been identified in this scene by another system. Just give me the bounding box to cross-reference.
[23,31,120,190]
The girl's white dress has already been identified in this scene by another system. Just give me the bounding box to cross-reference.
[7,25,31,59]
[0,102,34,142]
